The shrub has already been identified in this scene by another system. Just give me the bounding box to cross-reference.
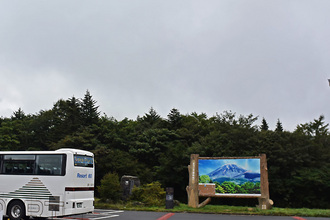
[130,181,165,206]
[97,172,122,203]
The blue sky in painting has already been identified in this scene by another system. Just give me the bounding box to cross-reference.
[199,159,260,176]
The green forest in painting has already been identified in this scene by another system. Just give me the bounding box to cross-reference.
[199,175,260,194]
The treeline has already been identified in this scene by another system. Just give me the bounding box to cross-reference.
[0,91,329,209]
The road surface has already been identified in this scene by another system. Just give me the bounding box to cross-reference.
[52,209,329,220]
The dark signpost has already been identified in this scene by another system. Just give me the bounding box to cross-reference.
[165,187,174,209]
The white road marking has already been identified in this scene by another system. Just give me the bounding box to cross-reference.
[52,210,123,220]
[92,214,119,219]
[90,210,123,219]
[97,211,124,214]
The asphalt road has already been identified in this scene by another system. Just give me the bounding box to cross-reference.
[53,209,330,220]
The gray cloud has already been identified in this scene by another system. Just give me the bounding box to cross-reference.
[1,0,330,130]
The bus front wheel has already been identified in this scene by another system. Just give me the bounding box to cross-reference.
[8,200,26,220]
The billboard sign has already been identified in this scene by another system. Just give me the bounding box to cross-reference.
[187,154,272,209]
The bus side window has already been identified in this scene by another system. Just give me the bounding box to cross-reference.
[3,161,34,175]
[36,155,64,176]
[2,155,36,175]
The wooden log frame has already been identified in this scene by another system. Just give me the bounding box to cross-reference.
[187,154,199,208]
[187,154,273,209]
[258,154,273,209]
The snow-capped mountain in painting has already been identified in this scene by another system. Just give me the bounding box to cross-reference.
[208,164,260,182]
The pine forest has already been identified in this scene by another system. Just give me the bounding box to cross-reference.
[0,91,329,209]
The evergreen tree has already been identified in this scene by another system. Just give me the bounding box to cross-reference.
[11,108,26,120]
[167,108,182,129]
[66,96,83,130]
[81,90,100,125]
[138,107,162,129]
[275,119,283,132]
[260,117,269,131]
[52,98,81,137]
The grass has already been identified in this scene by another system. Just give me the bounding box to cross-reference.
[95,200,330,217]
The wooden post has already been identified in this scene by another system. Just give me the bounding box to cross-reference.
[258,154,273,209]
[187,154,199,208]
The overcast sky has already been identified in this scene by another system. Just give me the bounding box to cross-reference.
[1,0,330,131]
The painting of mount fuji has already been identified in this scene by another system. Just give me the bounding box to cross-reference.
[199,158,261,195]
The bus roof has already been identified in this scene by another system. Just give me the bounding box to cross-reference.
[0,148,93,156]
[56,148,93,156]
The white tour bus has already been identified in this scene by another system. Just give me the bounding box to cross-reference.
[0,148,94,220]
